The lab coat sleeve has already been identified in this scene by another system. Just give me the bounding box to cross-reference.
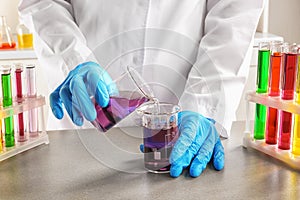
[178,0,264,137]
[18,0,94,90]
[18,0,97,130]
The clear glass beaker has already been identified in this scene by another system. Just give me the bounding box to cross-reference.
[91,66,154,132]
[138,102,181,173]
[0,16,16,50]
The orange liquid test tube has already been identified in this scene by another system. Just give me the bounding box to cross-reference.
[265,42,283,144]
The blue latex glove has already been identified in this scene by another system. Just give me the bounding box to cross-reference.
[169,111,225,178]
[50,61,117,126]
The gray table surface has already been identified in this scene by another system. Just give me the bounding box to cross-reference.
[1,121,300,200]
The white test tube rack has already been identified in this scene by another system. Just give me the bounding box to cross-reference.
[244,91,300,170]
[0,95,49,161]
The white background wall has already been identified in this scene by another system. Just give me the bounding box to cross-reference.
[269,0,300,43]
[0,0,19,33]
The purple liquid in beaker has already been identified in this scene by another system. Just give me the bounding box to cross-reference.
[143,126,179,172]
[94,95,149,132]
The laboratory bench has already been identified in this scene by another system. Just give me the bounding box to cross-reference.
[1,121,300,200]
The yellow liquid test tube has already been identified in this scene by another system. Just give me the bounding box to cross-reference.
[0,119,2,152]
[292,49,300,155]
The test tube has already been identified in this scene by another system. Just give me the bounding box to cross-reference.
[14,63,26,142]
[26,64,38,136]
[0,78,2,151]
[254,42,270,139]
[292,45,300,155]
[0,120,2,152]
[278,43,298,150]
[265,42,283,144]
[1,65,15,147]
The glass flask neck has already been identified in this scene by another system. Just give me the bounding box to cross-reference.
[0,16,7,26]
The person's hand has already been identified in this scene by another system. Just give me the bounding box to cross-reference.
[50,61,117,126]
[170,111,224,178]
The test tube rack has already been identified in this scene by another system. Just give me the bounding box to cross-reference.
[0,95,49,162]
[244,91,300,169]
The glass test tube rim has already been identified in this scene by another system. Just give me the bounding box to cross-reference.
[0,65,12,75]
[26,64,37,97]
[13,63,24,71]
[258,41,270,50]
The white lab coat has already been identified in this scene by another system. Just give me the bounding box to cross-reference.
[19,0,264,137]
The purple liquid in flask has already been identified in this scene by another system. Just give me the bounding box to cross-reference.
[93,92,149,132]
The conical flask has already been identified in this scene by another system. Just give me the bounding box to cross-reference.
[0,16,16,50]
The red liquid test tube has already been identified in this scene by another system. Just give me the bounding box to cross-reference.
[266,43,283,144]
[278,44,298,150]
[15,64,26,142]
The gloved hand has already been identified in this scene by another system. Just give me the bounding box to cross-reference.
[50,61,117,126]
[169,111,224,178]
